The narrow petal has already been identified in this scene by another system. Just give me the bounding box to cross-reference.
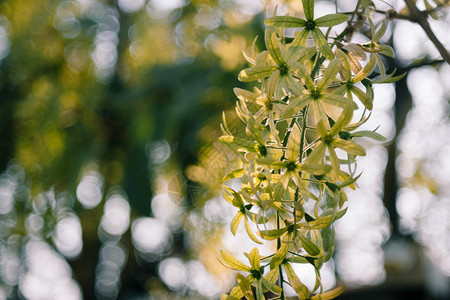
[281,94,311,119]
[220,250,252,272]
[289,60,315,91]
[248,247,261,270]
[287,123,301,161]
[270,233,292,269]
[332,138,366,156]
[285,73,304,96]
[353,54,376,83]
[285,30,312,61]
[321,93,352,109]
[314,13,348,27]
[312,28,334,59]
[244,217,263,244]
[328,145,340,180]
[265,16,307,28]
[329,101,353,136]
[265,26,285,66]
[351,86,373,110]
[302,0,315,20]
[230,212,244,235]
[335,49,351,81]
[305,141,326,164]
[266,69,280,99]
[311,100,328,128]
[238,66,278,82]
[317,58,340,92]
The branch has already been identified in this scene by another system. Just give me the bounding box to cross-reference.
[403,0,450,64]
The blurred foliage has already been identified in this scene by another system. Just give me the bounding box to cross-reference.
[0,0,271,298]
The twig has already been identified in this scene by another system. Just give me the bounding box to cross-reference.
[403,0,450,64]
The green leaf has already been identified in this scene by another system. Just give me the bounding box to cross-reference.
[265,16,307,28]
[314,13,348,27]
[312,28,334,60]
[331,138,366,156]
[310,286,346,300]
[298,214,333,229]
[351,130,387,141]
[220,250,252,272]
[284,262,310,299]
[378,44,395,58]
[372,19,387,43]
[334,207,348,221]
[302,0,315,21]
[265,26,285,66]
[339,172,362,188]
[238,66,278,82]
[287,256,309,264]
[371,70,406,84]
[231,212,244,235]
[299,235,321,256]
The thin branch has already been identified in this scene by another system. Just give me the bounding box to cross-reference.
[403,0,450,64]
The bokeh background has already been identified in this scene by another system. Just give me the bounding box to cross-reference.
[0,0,449,299]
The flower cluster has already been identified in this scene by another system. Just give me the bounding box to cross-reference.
[219,1,402,299]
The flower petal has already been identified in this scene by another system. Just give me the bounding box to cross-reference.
[317,58,340,92]
[265,26,285,66]
[331,138,366,156]
[265,16,307,28]
[312,28,334,59]
[302,0,315,20]
[220,250,252,272]
[238,66,278,82]
[351,85,373,110]
[314,13,348,27]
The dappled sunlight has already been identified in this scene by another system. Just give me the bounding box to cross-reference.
[53,213,83,259]
[132,217,172,260]
[76,166,104,209]
[18,240,82,300]
[100,190,130,236]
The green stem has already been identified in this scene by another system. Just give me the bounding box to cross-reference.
[276,211,285,300]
